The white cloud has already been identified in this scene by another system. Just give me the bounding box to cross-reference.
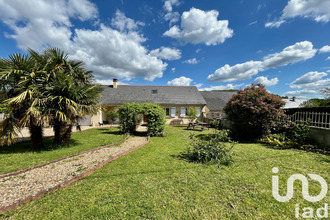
[207,41,317,82]
[266,0,330,28]
[327,57,330,60]
[183,58,199,64]
[194,83,203,88]
[164,8,233,46]
[254,76,279,86]
[163,0,181,25]
[0,0,98,50]
[200,83,243,91]
[289,71,330,89]
[284,89,318,96]
[167,76,193,86]
[0,2,168,82]
[171,67,176,72]
[265,20,285,28]
[319,45,330,53]
[150,47,181,60]
[283,0,330,22]
[207,61,263,82]
[71,24,167,81]
[95,79,129,85]
[111,10,144,32]
[248,20,258,26]
[262,41,317,69]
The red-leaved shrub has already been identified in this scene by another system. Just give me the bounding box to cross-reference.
[224,84,285,141]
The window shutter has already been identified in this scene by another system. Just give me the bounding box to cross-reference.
[180,107,186,117]
[196,107,201,117]
[171,107,176,117]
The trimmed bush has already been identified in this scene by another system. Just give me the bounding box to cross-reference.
[224,84,285,141]
[118,102,166,136]
[142,103,166,136]
[118,103,141,134]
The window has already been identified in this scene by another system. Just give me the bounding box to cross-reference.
[196,107,201,117]
[164,108,170,117]
[171,107,176,117]
[180,107,186,117]
[152,89,158,94]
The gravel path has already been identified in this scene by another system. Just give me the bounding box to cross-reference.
[0,136,148,211]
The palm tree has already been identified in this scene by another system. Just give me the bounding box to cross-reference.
[0,48,102,148]
[29,48,102,145]
[0,53,45,149]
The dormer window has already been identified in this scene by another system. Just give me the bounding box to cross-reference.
[152,89,158,94]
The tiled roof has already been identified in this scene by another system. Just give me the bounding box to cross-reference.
[200,91,236,111]
[100,85,206,105]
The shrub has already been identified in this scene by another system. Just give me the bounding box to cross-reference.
[260,120,313,149]
[142,103,166,136]
[224,84,285,141]
[118,103,141,134]
[106,110,118,125]
[185,130,235,165]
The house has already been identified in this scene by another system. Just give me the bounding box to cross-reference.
[82,79,207,126]
[200,91,236,119]
[282,97,309,109]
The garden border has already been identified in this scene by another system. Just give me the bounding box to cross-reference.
[0,135,149,213]
[0,135,129,179]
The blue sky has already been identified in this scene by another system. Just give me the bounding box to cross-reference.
[0,0,329,98]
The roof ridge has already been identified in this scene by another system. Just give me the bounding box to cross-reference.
[117,85,197,88]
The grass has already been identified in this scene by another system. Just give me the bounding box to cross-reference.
[0,127,126,175]
[2,126,329,219]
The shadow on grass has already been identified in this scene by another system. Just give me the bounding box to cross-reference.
[320,158,330,163]
[101,130,123,135]
[171,152,199,164]
[133,131,148,137]
[0,138,82,155]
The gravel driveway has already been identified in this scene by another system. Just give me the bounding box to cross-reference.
[0,136,148,212]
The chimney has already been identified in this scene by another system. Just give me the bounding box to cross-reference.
[113,78,118,88]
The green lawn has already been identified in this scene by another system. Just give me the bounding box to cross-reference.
[0,127,126,175]
[2,126,329,219]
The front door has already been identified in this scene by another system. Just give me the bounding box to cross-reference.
[143,114,148,122]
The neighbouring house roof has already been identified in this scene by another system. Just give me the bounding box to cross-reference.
[100,85,206,105]
[200,91,236,111]
[283,98,309,109]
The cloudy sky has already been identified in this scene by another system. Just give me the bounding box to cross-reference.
[0,0,329,97]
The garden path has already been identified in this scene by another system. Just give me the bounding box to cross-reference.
[0,136,148,212]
